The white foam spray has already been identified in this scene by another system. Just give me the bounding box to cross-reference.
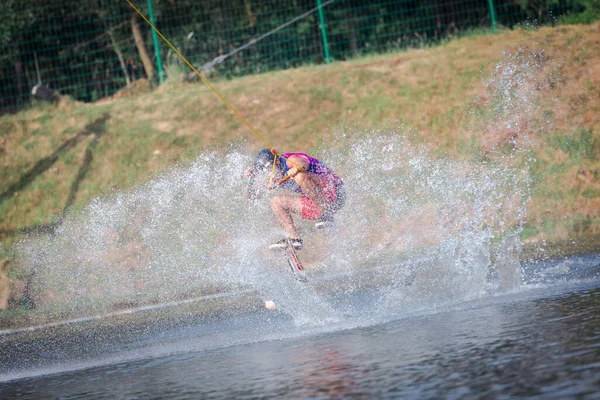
[14,45,566,326]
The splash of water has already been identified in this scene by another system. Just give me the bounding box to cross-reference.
[14,47,563,325]
[13,133,526,324]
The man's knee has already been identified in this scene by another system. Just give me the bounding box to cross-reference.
[271,195,284,211]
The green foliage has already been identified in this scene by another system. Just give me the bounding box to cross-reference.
[560,11,599,23]
[584,0,600,13]
[559,0,600,23]
[0,0,584,114]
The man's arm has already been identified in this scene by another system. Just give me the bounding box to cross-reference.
[285,156,328,212]
[285,155,309,177]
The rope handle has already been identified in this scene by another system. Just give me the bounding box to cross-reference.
[278,166,306,185]
[267,148,304,188]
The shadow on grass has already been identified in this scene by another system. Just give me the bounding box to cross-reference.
[0,113,110,239]
[0,113,110,204]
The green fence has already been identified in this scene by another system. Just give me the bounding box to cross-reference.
[0,0,585,114]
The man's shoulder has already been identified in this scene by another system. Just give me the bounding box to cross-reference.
[285,154,310,168]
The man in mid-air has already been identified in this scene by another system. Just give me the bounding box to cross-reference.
[244,148,345,250]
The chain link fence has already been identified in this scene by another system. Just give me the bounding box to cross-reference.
[0,0,585,114]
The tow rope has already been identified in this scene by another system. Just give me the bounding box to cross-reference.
[125,0,303,187]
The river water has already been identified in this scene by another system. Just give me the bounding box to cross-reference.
[1,251,599,399]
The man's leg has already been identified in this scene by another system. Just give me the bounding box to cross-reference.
[293,172,327,213]
[271,195,303,238]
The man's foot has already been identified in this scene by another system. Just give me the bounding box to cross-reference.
[269,238,303,251]
[315,215,334,230]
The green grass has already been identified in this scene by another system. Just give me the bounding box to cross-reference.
[547,128,598,160]
[521,223,540,240]
[571,213,594,235]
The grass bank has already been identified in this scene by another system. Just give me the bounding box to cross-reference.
[1,23,599,309]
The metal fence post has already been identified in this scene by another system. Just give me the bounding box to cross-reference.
[487,0,498,33]
[147,0,165,83]
[316,0,331,63]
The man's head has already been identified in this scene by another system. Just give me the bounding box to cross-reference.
[253,148,282,173]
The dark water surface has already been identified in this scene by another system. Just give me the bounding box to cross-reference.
[1,253,600,399]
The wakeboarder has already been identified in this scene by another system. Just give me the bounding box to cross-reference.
[244,148,345,250]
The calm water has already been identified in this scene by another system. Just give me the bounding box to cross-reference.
[1,252,600,399]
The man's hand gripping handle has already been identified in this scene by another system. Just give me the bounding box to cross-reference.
[278,166,305,185]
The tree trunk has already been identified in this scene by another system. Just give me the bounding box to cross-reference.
[244,0,257,66]
[15,55,24,106]
[347,11,358,54]
[107,28,131,86]
[216,6,225,56]
[313,17,322,64]
[92,0,130,87]
[244,0,256,28]
[131,12,154,81]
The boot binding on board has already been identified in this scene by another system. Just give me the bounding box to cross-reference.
[269,238,303,251]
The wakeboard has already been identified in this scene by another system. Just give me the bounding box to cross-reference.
[283,238,307,283]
